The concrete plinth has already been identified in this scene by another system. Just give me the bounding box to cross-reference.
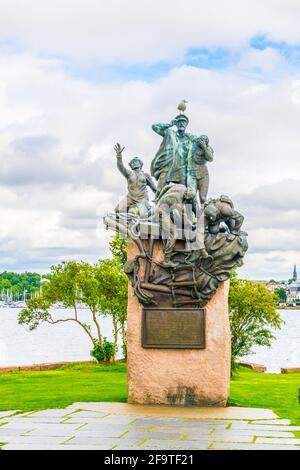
[127,241,231,407]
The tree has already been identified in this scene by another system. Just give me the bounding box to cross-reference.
[95,258,127,361]
[229,271,283,371]
[108,233,128,358]
[18,256,128,363]
[274,287,287,303]
[0,271,42,300]
[18,261,113,363]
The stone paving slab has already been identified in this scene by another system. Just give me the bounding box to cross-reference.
[256,437,300,445]
[70,402,277,420]
[213,429,295,438]
[75,424,134,437]
[63,436,142,448]
[212,442,300,450]
[23,409,72,418]
[153,427,212,438]
[0,411,19,419]
[65,410,108,419]
[6,416,68,424]
[0,422,41,430]
[250,419,291,425]
[24,423,84,437]
[100,415,140,425]
[0,435,65,445]
[0,427,35,436]
[210,434,255,443]
[0,404,299,450]
[124,431,186,441]
[140,439,212,450]
[231,422,300,431]
[2,444,107,450]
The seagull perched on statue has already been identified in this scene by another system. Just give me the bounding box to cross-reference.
[177,100,188,113]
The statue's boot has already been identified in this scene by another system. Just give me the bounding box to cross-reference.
[186,248,209,264]
[159,259,178,269]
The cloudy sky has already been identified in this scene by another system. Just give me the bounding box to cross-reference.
[0,0,300,280]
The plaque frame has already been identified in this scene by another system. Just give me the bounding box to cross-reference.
[142,307,205,349]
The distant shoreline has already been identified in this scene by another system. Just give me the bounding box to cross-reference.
[277,306,300,310]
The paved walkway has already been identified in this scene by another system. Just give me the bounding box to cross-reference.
[0,404,299,450]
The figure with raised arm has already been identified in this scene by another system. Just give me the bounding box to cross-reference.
[114,143,156,218]
[150,114,194,196]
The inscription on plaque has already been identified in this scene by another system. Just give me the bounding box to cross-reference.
[142,308,205,349]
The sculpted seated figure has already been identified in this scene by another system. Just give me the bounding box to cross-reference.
[114,143,157,218]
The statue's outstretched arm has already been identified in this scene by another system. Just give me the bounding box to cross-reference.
[114,143,130,179]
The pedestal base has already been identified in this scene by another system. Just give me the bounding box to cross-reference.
[127,242,231,406]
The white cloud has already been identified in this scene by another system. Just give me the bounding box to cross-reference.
[238,48,283,73]
[0,1,299,64]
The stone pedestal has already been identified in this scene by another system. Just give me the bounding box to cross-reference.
[127,241,231,406]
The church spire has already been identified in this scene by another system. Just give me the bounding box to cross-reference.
[293,264,297,282]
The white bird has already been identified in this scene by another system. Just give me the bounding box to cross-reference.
[177,100,188,113]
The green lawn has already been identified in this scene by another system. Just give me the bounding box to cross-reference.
[229,367,300,426]
[0,363,299,427]
[0,362,127,412]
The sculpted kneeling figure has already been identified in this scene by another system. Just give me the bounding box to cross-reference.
[204,195,244,235]
[114,143,157,218]
[153,183,196,268]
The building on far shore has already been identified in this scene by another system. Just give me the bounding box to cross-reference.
[286,264,300,303]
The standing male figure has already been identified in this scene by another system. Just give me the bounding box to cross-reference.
[150,114,194,196]
[187,135,214,206]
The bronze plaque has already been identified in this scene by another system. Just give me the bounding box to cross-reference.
[142,308,205,349]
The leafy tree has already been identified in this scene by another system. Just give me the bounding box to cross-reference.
[274,287,287,303]
[18,261,113,362]
[108,233,128,358]
[18,256,128,363]
[0,271,42,299]
[109,233,128,267]
[229,270,283,371]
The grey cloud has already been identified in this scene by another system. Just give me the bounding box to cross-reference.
[0,135,76,186]
[235,179,300,212]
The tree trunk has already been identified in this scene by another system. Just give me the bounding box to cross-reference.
[91,309,104,354]
[121,320,127,361]
[111,316,118,363]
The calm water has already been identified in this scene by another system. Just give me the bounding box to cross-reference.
[0,308,123,367]
[241,310,300,372]
[0,309,299,373]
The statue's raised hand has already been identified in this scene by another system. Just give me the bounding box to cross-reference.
[114,143,125,156]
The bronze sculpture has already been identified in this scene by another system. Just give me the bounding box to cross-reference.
[104,104,248,308]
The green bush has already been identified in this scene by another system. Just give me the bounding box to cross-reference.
[90,338,116,363]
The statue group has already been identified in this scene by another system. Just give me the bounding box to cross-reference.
[104,104,248,308]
